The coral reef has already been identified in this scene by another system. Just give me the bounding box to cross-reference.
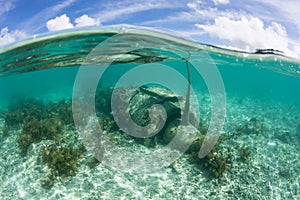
[4,98,73,128]
[2,97,91,188]
[2,98,75,155]
[86,156,101,168]
[197,120,208,135]
[236,118,265,135]
[3,87,265,187]
[238,146,251,162]
[188,134,229,178]
[48,99,73,126]
[18,117,63,154]
[41,142,85,188]
[187,135,205,155]
[95,88,114,117]
[204,152,228,177]
[98,115,118,132]
[3,110,26,126]
[3,99,47,126]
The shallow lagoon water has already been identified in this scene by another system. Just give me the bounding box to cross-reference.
[0,27,299,199]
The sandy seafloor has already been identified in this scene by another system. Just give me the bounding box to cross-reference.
[0,92,299,200]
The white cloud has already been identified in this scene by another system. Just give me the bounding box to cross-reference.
[22,0,76,33]
[0,0,15,16]
[46,14,74,31]
[213,0,230,5]
[187,1,247,20]
[51,0,76,13]
[128,0,300,58]
[74,14,100,27]
[142,1,232,26]
[195,16,297,57]
[288,38,300,59]
[95,0,181,23]
[252,0,300,32]
[46,14,100,31]
[0,27,27,46]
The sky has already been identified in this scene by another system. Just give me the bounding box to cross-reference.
[0,0,300,59]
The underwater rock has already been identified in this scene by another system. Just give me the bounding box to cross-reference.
[95,85,200,151]
[131,86,199,135]
[97,85,199,134]
[111,86,182,138]
[130,86,181,126]
[163,119,181,143]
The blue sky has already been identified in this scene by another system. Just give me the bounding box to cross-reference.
[1,0,300,58]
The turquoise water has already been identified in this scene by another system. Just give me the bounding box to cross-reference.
[0,27,299,199]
